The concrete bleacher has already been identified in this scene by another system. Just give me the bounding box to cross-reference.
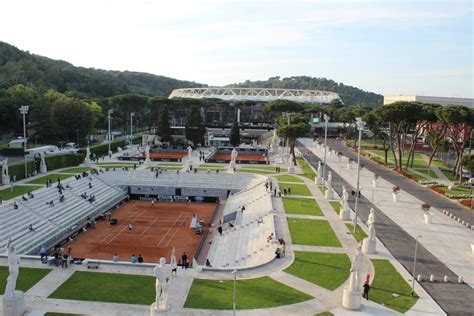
[206,181,277,269]
[0,173,127,255]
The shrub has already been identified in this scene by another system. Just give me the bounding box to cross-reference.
[44,153,85,170]
[78,140,127,157]
[0,147,25,156]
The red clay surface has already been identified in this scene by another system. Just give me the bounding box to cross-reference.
[68,201,216,263]
[149,151,187,159]
[211,152,267,162]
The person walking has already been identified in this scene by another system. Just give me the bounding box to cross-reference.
[40,246,46,262]
[181,252,188,269]
[363,282,370,300]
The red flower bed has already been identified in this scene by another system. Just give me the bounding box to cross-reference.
[429,185,446,196]
[459,199,472,207]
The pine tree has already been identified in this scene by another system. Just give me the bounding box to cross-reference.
[157,106,172,143]
[185,106,205,145]
[230,120,240,147]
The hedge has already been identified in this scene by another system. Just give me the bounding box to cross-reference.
[0,153,85,183]
[78,140,127,158]
[0,147,25,156]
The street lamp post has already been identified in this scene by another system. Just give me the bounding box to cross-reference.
[19,105,29,179]
[108,109,114,157]
[130,112,135,147]
[322,114,330,183]
[411,235,422,296]
[232,269,238,316]
[353,117,365,233]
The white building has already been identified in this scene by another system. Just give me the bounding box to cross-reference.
[384,95,473,108]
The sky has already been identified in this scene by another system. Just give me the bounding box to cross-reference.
[1,0,472,97]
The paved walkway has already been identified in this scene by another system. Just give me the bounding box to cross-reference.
[298,139,474,315]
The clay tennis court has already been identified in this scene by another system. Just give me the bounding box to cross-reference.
[68,201,216,263]
[211,152,267,162]
[149,151,187,159]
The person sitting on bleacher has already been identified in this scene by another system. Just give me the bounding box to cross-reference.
[22,195,28,201]
[59,195,65,203]
[28,192,34,199]
[267,233,274,243]
[14,201,19,209]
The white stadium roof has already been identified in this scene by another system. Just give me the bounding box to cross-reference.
[169,87,340,104]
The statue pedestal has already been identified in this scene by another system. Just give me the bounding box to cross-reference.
[339,206,351,221]
[40,165,47,174]
[187,160,193,168]
[288,166,294,174]
[362,238,376,254]
[315,176,323,185]
[144,158,151,165]
[2,291,25,316]
[2,176,10,186]
[229,161,236,169]
[150,302,171,315]
[342,287,362,310]
[325,188,334,200]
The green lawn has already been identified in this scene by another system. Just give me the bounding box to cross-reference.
[184,277,312,310]
[197,167,227,172]
[315,312,334,316]
[96,162,134,166]
[281,183,312,196]
[199,163,226,168]
[284,251,350,290]
[25,174,73,185]
[274,175,304,183]
[437,185,472,197]
[49,271,155,305]
[287,218,341,247]
[237,169,274,175]
[345,223,367,243]
[370,259,418,313]
[329,201,341,214]
[296,157,316,180]
[319,186,327,195]
[0,185,42,200]
[0,266,51,294]
[60,167,91,174]
[282,197,323,216]
[241,165,287,172]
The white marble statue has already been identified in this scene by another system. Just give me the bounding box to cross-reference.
[317,161,322,175]
[170,247,177,272]
[85,145,92,164]
[152,257,171,311]
[190,213,197,229]
[5,239,19,299]
[231,148,238,162]
[187,145,192,158]
[362,208,377,254]
[144,145,151,164]
[39,153,47,174]
[342,243,363,310]
[2,158,10,185]
[367,208,375,241]
[339,185,351,220]
[326,171,333,188]
[342,185,349,204]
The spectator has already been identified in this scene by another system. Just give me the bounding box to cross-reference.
[40,246,46,261]
[112,253,119,262]
[363,282,370,300]
[218,226,223,235]
[131,254,137,263]
[181,252,188,269]
[138,254,144,263]
[205,259,212,267]
[28,224,35,232]
[13,201,18,209]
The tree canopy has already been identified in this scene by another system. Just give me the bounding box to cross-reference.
[276,113,309,165]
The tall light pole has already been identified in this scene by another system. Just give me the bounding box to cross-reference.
[130,112,135,146]
[353,117,365,233]
[411,235,422,296]
[107,109,113,156]
[232,269,238,316]
[322,114,330,184]
[19,105,29,179]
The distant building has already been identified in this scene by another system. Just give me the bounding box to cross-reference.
[384,95,473,108]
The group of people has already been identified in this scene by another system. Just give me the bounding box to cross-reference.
[130,254,144,263]
[39,245,72,268]
[198,150,206,161]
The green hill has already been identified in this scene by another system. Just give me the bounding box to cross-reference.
[228,76,383,107]
[0,41,204,98]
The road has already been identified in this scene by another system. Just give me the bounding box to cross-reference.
[297,140,474,316]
